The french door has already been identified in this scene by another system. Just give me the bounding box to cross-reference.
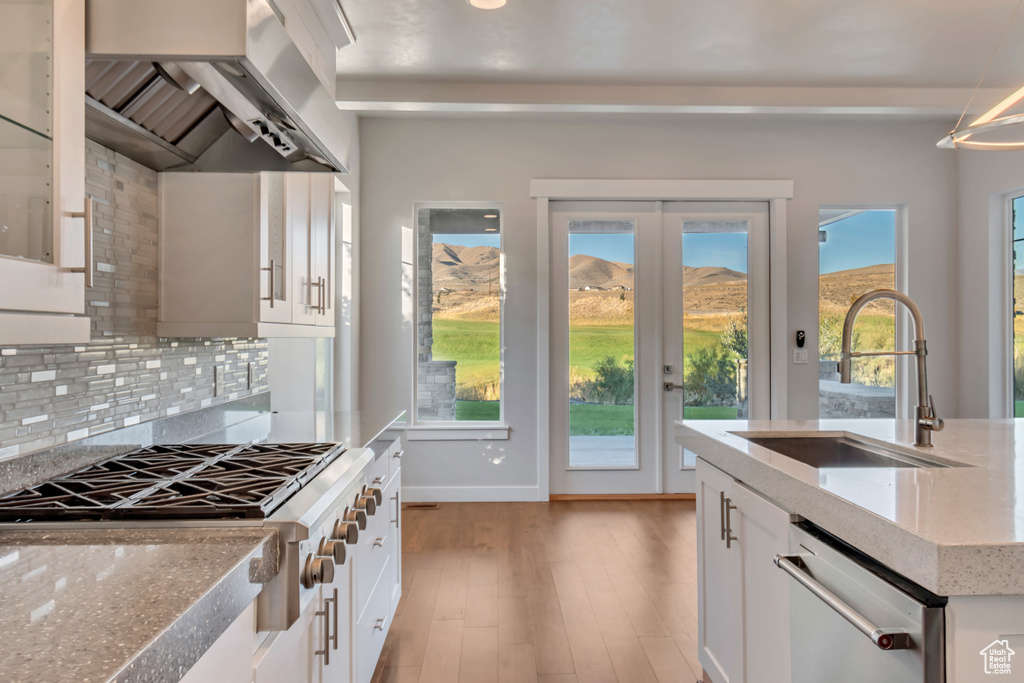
[550,201,771,495]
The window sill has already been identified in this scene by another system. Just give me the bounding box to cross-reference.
[408,424,510,441]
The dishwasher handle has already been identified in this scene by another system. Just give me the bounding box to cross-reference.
[774,554,914,651]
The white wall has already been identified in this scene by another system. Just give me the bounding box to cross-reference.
[358,116,960,499]
[956,149,1024,418]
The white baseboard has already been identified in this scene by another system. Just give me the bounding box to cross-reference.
[401,485,541,503]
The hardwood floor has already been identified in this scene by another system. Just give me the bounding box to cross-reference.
[372,500,701,683]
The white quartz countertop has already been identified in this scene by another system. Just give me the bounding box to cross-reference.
[676,418,1024,596]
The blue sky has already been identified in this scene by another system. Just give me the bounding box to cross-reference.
[433,233,500,249]
[569,233,635,264]
[437,210,895,275]
[819,211,896,274]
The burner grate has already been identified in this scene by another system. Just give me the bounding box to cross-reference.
[0,443,346,522]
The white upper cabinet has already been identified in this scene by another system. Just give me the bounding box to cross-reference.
[0,0,90,344]
[159,171,336,338]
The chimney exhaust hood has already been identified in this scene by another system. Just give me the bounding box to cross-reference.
[85,0,349,173]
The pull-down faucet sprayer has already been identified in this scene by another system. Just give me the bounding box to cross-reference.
[839,289,943,447]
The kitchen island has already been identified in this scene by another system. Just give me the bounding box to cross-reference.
[679,418,1024,683]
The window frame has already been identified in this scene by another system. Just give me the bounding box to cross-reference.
[1008,194,1024,418]
[410,201,507,434]
[817,204,910,420]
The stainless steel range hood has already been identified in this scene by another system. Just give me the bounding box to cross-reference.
[85,0,349,173]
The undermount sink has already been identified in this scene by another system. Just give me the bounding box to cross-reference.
[741,435,956,469]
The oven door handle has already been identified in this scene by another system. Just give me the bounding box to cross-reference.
[774,554,914,651]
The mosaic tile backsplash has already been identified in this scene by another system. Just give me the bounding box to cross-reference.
[0,141,268,459]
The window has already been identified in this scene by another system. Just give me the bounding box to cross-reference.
[414,204,503,423]
[1012,196,1024,416]
[818,208,897,419]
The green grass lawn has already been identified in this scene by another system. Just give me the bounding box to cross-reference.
[456,401,738,430]
[433,319,730,387]
[1016,401,1024,418]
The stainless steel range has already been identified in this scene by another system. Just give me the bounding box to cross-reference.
[0,441,385,632]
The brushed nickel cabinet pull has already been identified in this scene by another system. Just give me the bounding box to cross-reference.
[68,197,94,287]
[724,497,738,549]
[261,259,276,308]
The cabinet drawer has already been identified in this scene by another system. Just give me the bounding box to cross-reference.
[356,557,391,683]
[367,449,388,490]
[356,513,390,618]
[387,438,403,485]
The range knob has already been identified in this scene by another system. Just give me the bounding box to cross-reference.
[363,485,383,506]
[344,506,367,530]
[318,537,346,565]
[355,492,377,516]
[302,553,335,589]
[332,518,359,544]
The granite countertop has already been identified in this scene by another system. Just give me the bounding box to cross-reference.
[677,418,1024,596]
[0,527,277,683]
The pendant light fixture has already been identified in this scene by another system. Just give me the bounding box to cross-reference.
[938,0,1024,150]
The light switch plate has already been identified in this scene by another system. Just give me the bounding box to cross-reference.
[793,349,809,364]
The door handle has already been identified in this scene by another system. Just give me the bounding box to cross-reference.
[261,259,276,308]
[724,497,738,549]
[664,382,684,392]
[774,554,913,651]
[68,197,94,287]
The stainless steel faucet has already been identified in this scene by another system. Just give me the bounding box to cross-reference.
[839,288,944,447]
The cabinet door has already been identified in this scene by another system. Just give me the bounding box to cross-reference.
[289,173,318,326]
[0,0,86,315]
[731,481,793,683]
[697,459,743,683]
[254,588,325,683]
[180,602,255,683]
[259,172,292,324]
[310,173,334,327]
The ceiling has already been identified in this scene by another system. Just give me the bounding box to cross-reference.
[333,0,1024,117]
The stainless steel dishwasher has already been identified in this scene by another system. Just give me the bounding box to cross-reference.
[775,522,946,682]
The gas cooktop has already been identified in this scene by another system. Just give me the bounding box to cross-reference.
[0,442,347,522]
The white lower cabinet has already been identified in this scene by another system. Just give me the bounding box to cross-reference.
[180,602,256,683]
[697,457,793,683]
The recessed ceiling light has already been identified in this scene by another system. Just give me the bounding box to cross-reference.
[484,214,498,218]
[468,0,506,9]
[485,228,497,232]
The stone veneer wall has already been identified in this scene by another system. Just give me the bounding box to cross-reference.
[0,141,268,459]
[415,207,456,420]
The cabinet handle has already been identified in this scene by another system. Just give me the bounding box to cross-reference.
[393,450,403,460]
[374,617,386,631]
[319,276,327,314]
[329,587,338,651]
[315,589,335,664]
[724,497,738,549]
[68,197,94,287]
[719,491,726,541]
[373,537,385,547]
[261,259,276,308]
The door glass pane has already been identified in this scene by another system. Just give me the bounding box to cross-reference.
[567,219,636,468]
[0,0,53,263]
[682,220,748,420]
[818,209,896,418]
[1013,198,1024,417]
